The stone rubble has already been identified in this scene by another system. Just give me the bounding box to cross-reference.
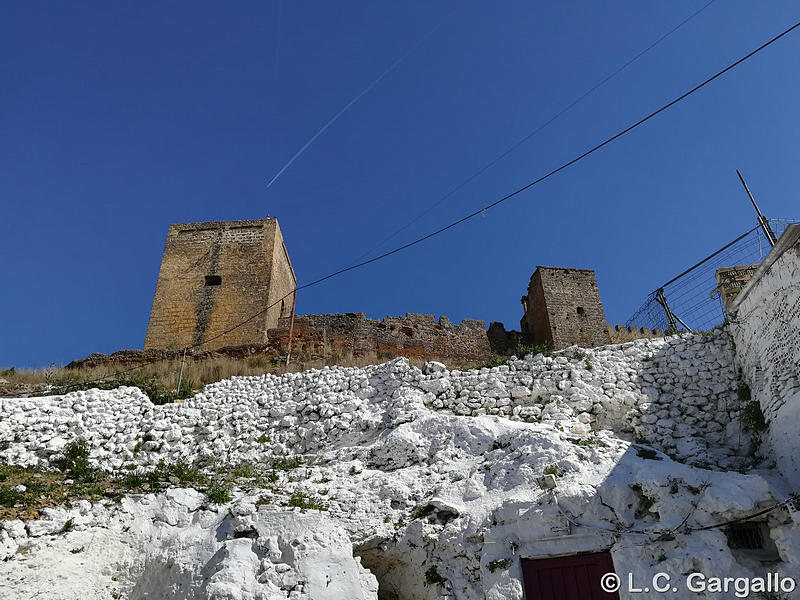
[1,329,798,599]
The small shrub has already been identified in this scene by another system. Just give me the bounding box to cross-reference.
[584,359,593,372]
[233,463,257,479]
[737,382,751,402]
[516,342,555,358]
[256,434,270,444]
[424,566,447,587]
[61,518,75,533]
[70,547,84,554]
[206,482,231,505]
[413,504,435,520]
[53,440,100,482]
[286,492,326,511]
[656,553,666,563]
[122,471,148,490]
[0,486,26,507]
[488,558,513,573]
[74,483,104,498]
[741,400,767,434]
[22,480,46,496]
[485,354,507,368]
[272,456,303,471]
[544,464,560,477]
[169,461,201,483]
[576,438,601,447]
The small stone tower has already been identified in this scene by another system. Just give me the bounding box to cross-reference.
[520,266,611,350]
[144,217,296,350]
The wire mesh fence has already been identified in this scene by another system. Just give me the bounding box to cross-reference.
[626,218,797,333]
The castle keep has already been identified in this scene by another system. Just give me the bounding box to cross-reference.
[144,218,295,351]
[519,267,611,348]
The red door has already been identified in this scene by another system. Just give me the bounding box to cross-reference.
[522,552,621,600]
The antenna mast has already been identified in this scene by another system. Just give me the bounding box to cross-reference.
[736,169,777,247]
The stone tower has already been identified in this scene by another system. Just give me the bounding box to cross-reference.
[144,217,296,350]
[520,266,611,350]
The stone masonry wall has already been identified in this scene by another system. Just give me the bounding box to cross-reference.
[607,324,665,344]
[521,267,611,349]
[2,329,745,473]
[144,218,295,351]
[267,313,490,366]
[728,224,800,491]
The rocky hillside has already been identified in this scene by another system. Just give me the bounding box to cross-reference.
[1,331,798,599]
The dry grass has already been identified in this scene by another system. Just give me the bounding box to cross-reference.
[0,353,487,398]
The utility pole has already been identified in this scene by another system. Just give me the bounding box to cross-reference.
[655,288,694,334]
[737,169,777,247]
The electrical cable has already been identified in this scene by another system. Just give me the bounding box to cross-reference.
[40,17,800,394]
[348,0,718,265]
[296,18,800,292]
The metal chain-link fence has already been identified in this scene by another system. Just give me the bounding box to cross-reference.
[626,219,797,333]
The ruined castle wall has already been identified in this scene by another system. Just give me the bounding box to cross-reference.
[728,224,800,490]
[144,219,294,351]
[520,269,551,344]
[267,313,491,365]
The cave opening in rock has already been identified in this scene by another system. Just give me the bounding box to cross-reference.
[355,539,442,600]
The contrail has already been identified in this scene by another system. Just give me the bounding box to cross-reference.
[266,4,462,189]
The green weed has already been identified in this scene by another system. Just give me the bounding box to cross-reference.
[488,558,513,573]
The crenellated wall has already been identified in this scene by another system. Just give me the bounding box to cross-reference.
[607,324,664,343]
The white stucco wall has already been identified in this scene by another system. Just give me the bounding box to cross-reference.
[728,224,800,491]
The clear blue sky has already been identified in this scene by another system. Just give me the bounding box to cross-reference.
[2,1,798,368]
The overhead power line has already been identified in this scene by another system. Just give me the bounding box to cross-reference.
[47,17,800,394]
[299,18,800,290]
[349,0,718,264]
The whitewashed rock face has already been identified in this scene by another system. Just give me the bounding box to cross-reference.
[0,330,743,473]
[0,492,378,600]
[1,331,799,599]
[729,226,800,491]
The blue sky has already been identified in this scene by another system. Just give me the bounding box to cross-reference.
[2,1,799,368]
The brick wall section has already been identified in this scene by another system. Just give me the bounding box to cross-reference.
[144,218,296,351]
[520,267,611,349]
[267,313,490,364]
